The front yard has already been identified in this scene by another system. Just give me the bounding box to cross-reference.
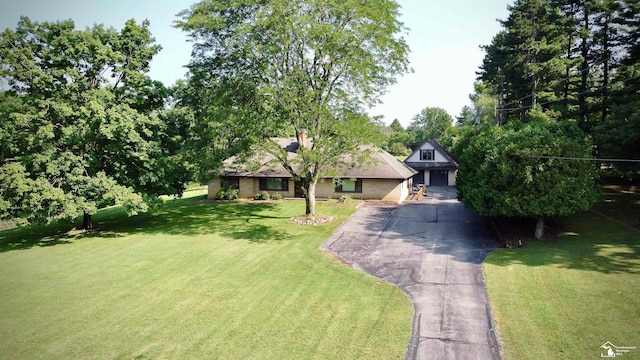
[0,197,412,359]
[484,185,640,359]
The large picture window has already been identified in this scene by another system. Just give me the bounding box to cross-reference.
[259,178,289,191]
[420,149,434,160]
[221,176,239,189]
[335,178,362,193]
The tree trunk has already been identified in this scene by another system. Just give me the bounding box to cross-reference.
[534,216,544,240]
[563,2,574,113]
[578,4,589,130]
[601,12,610,125]
[83,212,93,230]
[305,180,317,216]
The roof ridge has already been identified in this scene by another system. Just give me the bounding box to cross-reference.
[404,139,457,166]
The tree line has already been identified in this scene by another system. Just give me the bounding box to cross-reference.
[1,0,412,227]
[1,0,637,236]
[476,0,639,179]
[450,0,640,239]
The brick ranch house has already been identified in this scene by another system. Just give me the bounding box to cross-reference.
[208,135,417,203]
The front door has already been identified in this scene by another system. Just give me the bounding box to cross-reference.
[413,170,425,186]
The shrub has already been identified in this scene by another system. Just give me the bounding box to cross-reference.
[215,186,239,201]
[271,192,283,200]
[253,191,270,200]
[338,195,352,203]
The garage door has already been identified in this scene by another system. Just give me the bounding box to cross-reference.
[430,170,449,186]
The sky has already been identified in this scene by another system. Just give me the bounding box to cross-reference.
[0,0,512,127]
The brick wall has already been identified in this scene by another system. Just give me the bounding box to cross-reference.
[207,179,221,200]
[208,177,295,199]
[315,178,407,203]
[209,177,410,203]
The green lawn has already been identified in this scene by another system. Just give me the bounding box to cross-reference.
[0,196,412,359]
[484,185,640,359]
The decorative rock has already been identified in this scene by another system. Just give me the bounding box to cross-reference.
[289,215,334,225]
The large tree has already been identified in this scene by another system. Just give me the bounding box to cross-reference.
[406,107,452,148]
[479,0,570,121]
[379,119,412,156]
[0,18,188,229]
[477,0,639,180]
[456,113,599,239]
[176,0,410,215]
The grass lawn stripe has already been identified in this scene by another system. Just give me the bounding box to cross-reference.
[0,198,412,359]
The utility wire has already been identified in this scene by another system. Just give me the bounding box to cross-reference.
[534,156,640,163]
[501,72,640,112]
[492,64,640,112]
[496,55,630,108]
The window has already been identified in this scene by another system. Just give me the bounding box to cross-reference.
[335,178,362,193]
[259,178,289,191]
[420,149,434,161]
[221,177,239,189]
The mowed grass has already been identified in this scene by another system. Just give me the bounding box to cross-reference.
[0,196,412,359]
[484,185,640,359]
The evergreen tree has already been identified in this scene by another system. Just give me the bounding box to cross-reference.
[480,0,569,122]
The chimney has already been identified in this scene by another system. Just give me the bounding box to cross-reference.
[297,129,308,149]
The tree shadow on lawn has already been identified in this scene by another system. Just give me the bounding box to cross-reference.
[485,210,640,275]
[0,219,120,253]
[0,199,293,252]
[126,201,293,243]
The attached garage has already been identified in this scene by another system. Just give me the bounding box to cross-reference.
[404,139,458,187]
[429,170,449,186]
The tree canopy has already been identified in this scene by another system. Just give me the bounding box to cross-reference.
[406,107,453,148]
[0,17,189,228]
[176,0,410,215]
[456,116,599,239]
[376,119,412,157]
[477,0,640,180]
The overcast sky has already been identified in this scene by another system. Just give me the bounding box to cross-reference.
[0,0,512,126]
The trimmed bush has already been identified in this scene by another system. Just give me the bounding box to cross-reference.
[215,186,239,201]
[253,191,270,200]
[271,193,283,200]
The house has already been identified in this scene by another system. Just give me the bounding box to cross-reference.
[404,139,457,186]
[208,135,417,203]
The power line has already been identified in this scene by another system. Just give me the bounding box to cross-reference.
[501,73,640,113]
[534,156,640,163]
[496,57,628,110]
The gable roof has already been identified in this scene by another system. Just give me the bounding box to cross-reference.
[404,139,458,170]
[221,138,417,180]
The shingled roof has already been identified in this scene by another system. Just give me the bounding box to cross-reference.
[222,138,417,180]
[404,139,458,171]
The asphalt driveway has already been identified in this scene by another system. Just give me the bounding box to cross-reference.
[322,187,501,360]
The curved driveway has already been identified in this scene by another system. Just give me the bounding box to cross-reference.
[322,187,501,360]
